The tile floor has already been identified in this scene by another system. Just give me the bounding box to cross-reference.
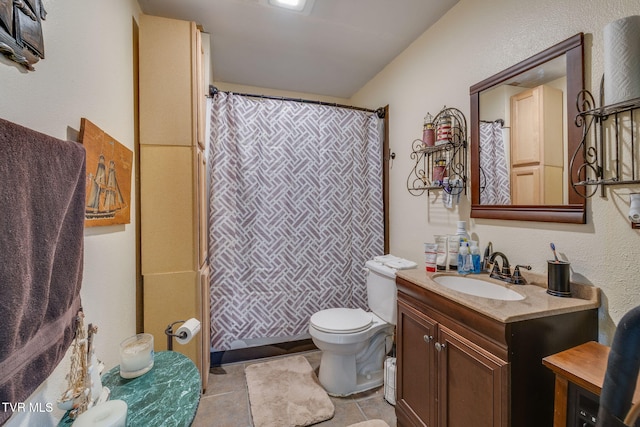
[193,350,397,427]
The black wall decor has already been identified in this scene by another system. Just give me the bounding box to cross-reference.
[0,0,46,71]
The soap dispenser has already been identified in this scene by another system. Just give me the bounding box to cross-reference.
[469,241,481,274]
[457,242,471,275]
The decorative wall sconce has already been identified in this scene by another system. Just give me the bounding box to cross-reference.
[0,0,47,71]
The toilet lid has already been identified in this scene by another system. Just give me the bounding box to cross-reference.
[310,308,372,333]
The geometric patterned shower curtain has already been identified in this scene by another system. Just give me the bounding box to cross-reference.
[208,92,384,351]
[479,120,511,205]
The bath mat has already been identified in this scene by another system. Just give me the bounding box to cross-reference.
[245,355,335,427]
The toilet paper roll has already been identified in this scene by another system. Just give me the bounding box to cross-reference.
[175,318,201,345]
[604,15,640,105]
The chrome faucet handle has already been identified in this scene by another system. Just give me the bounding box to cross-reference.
[511,265,532,285]
[489,262,502,280]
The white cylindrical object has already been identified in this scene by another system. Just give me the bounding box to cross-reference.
[604,15,640,105]
[384,357,396,406]
[119,333,154,379]
[629,193,640,222]
[175,318,201,345]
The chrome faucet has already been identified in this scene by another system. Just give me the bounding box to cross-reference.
[489,251,511,281]
[481,242,493,272]
[488,251,531,284]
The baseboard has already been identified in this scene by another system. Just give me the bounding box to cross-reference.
[210,338,317,367]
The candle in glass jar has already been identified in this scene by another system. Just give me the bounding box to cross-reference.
[433,158,447,182]
[422,113,435,147]
[436,114,452,145]
[119,333,154,377]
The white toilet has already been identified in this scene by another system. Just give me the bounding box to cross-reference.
[309,255,416,396]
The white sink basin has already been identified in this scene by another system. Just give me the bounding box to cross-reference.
[433,275,525,301]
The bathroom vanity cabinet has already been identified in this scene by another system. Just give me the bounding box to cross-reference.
[395,274,598,427]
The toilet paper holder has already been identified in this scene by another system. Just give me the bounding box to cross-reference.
[165,318,201,351]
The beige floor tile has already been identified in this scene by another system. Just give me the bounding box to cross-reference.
[314,398,367,426]
[194,351,397,427]
[304,350,322,372]
[204,363,248,396]
[193,390,252,427]
[357,394,397,427]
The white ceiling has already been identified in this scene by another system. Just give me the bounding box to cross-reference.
[137,0,459,98]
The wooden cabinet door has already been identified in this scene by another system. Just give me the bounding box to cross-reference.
[511,165,541,205]
[511,87,541,166]
[437,326,508,427]
[397,300,438,427]
[139,15,194,147]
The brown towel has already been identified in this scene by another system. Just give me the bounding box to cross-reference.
[0,117,86,425]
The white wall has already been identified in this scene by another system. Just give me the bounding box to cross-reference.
[0,0,141,424]
[351,0,640,343]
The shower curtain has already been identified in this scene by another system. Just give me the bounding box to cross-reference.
[208,92,384,351]
[479,120,511,205]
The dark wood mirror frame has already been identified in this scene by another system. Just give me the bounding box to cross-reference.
[470,33,586,224]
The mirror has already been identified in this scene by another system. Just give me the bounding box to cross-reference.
[470,33,586,223]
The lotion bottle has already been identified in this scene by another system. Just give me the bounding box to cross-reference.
[456,221,470,242]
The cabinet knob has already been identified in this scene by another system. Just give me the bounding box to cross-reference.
[435,342,446,352]
[423,335,433,343]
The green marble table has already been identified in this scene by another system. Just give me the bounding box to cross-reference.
[59,351,201,426]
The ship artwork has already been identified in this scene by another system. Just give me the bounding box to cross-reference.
[85,154,126,220]
[79,118,132,227]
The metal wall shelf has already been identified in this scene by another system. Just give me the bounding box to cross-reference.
[407,106,467,196]
[571,90,640,198]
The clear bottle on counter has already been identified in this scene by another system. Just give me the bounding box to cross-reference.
[457,242,471,275]
[470,240,481,274]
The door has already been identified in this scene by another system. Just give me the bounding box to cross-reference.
[437,326,508,427]
[397,300,438,426]
[510,87,541,166]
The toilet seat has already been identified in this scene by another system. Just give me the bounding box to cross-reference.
[310,308,372,333]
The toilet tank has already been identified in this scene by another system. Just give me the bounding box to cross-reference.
[365,260,399,325]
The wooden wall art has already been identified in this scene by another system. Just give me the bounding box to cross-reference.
[0,0,46,70]
[80,118,133,227]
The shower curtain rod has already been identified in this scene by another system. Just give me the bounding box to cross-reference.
[480,119,505,126]
[209,85,386,118]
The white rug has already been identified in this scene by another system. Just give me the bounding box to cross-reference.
[245,355,335,427]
